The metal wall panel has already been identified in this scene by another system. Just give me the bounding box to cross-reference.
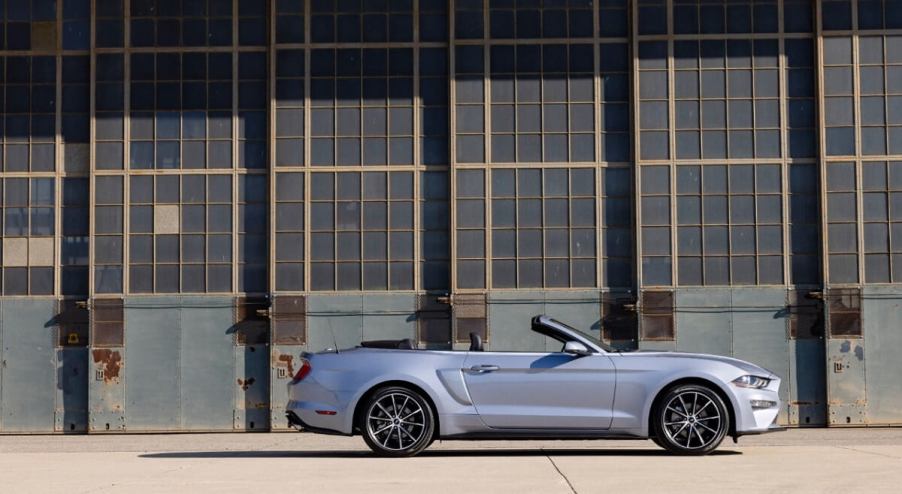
[788,339,827,426]
[0,299,57,432]
[826,338,867,425]
[675,289,733,356]
[56,347,88,433]
[234,343,270,431]
[179,297,235,430]
[731,288,792,425]
[487,291,602,352]
[362,294,418,342]
[89,345,125,432]
[124,297,181,431]
[306,295,364,352]
[670,287,821,426]
[858,286,902,424]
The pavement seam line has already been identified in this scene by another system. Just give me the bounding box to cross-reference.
[834,445,902,460]
[543,449,577,494]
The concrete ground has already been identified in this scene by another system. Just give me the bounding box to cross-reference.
[1,429,901,493]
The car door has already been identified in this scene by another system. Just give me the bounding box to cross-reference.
[462,351,616,430]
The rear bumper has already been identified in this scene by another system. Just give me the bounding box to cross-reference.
[286,410,350,436]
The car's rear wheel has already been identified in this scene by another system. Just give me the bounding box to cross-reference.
[653,384,729,455]
[360,386,435,457]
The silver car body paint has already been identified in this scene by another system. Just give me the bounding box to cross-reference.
[287,316,781,439]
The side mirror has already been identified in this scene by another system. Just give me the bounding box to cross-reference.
[563,341,591,357]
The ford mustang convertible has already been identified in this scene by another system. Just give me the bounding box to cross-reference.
[286,315,783,457]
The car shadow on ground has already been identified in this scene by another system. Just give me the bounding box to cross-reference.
[140,448,741,459]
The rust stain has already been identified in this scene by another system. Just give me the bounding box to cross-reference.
[237,377,256,391]
[277,354,295,376]
[91,349,122,383]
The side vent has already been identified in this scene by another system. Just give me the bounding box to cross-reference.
[234,296,270,345]
[601,292,638,346]
[57,300,89,347]
[788,290,824,339]
[92,299,124,347]
[454,294,487,343]
[272,296,306,345]
[826,288,861,338]
[417,294,451,347]
[639,290,674,341]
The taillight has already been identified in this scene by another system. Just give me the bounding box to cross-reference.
[290,359,311,384]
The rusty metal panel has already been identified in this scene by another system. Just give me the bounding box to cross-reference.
[826,338,868,425]
[88,346,125,432]
[674,289,732,357]
[88,297,127,431]
[124,297,181,431]
[234,343,270,431]
[180,297,235,431]
[270,344,299,431]
[306,295,364,352]
[860,285,902,425]
[731,288,792,425]
[0,299,57,432]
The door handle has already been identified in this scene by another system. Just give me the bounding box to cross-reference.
[469,364,500,373]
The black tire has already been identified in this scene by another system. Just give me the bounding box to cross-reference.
[652,384,729,456]
[650,434,668,450]
[360,386,435,457]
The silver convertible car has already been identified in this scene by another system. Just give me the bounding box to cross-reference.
[286,315,783,457]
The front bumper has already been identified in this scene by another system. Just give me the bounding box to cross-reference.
[736,423,787,437]
[286,409,350,436]
[732,377,783,435]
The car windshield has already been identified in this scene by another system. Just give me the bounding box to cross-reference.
[547,318,617,353]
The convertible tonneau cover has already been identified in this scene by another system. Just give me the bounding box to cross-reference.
[359,338,416,350]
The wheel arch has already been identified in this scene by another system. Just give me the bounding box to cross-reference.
[352,380,441,439]
[647,377,738,439]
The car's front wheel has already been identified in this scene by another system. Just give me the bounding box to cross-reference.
[360,386,435,457]
[653,384,729,455]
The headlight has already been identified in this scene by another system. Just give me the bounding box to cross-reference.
[732,375,771,389]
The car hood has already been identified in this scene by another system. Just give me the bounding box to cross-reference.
[623,350,775,378]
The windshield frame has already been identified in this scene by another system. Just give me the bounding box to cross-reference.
[538,316,616,353]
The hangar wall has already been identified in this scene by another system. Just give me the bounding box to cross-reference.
[1,1,902,433]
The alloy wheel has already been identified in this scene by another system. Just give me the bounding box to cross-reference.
[366,392,428,452]
[661,390,725,451]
